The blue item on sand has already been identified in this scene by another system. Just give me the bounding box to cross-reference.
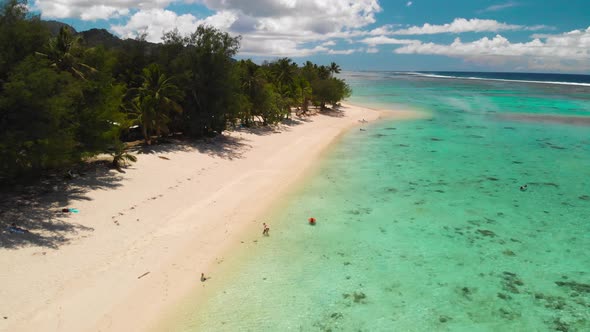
[8,226,26,234]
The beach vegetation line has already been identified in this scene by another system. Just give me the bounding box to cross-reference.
[0,0,351,184]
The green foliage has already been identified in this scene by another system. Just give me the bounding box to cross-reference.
[234,57,352,125]
[37,26,97,80]
[110,140,137,170]
[0,1,124,181]
[293,75,313,114]
[0,3,353,183]
[165,26,241,136]
[312,77,351,109]
[269,57,297,89]
[0,0,49,82]
[112,33,153,89]
[329,62,341,74]
[127,63,183,144]
[0,56,81,176]
[235,59,259,126]
[258,83,288,125]
[76,75,125,154]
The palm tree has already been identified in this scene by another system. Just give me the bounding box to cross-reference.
[294,76,312,115]
[111,140,137,171]
[317,65,331,80]
[37,26,96,79]
[271,57,296,89]
[128,95,156,145]
[329,62,341,75]
[238,60,267,126]
[129,64,183,144]
[240,60,263,100]
[269,58,300,117]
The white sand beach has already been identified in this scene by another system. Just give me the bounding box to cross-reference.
[0,104,421,332]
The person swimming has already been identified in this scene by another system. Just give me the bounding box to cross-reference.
[520,184,528,191]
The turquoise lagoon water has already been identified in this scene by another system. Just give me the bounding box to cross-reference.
[168,72,590,331]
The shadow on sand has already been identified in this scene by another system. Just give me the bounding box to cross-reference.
[129,136,253,161]
[1,113,320,249]
[132,115,312,160]
[0,161,123,250]
[320,105,346,118]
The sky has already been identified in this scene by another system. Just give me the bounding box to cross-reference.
[31,0,590,73]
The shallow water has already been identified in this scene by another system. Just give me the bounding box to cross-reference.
[166,72,590,331]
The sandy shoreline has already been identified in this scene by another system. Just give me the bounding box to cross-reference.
[0,104,422,332]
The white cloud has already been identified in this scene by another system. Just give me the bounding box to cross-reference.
[110,8,239,42]
[328,48,361,55]
[34,0,383,52]
[361,36,418,46]
[196,0,381,31]
[368,24,400,35]
[478,2,520,13]
[79,6,129,21]
[393,18,548,35]
[239,38,328,57]
[35,0,172,20]
[105,0,383,56]
[111,9,206,42]
[198,0,382,56]
[394,27,590,71]
[33,0,564,64]
[229,1,381,36]
[199,10,239,30]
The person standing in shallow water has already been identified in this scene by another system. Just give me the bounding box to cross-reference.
[262,223,270,236]
[201,273,207,282]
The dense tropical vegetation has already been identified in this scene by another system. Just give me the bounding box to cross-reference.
[0,0,351,183]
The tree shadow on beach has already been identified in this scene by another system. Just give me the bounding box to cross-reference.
[320,106,346,118]
[196,114,318,159]
[195,134,252,160]
[131,139,196,155]
[232,115,312,137]
[128,136,253,160]
[0,161,123,250]
[132,115,314,160]
[287,115,314,124]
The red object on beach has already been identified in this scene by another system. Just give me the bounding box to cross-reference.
[308,217,316,224]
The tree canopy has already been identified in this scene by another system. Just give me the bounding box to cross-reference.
[0,0,352,183]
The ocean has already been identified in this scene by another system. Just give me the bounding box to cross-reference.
[163,72,590,331]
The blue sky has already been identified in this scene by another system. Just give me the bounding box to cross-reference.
[32,0,590,73]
